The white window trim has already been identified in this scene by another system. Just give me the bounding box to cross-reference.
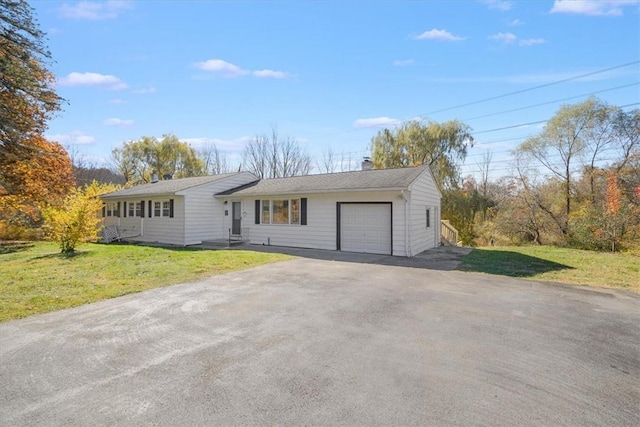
[128,201,142,217]
[106,202,117,217]
[153,200,171,218]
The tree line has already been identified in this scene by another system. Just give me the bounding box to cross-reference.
[446,98,639,252]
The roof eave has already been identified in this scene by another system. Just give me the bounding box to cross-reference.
[215,186,407,198]
[101,192,177,199]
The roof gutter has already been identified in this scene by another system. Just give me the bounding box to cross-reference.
[214,186,408,198]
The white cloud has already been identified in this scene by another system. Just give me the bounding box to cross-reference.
[252,69,289,79]
[519,38,546,46]
[550,0,639,16]
[353,117,402,129]
[132,87,156,94]
[194,59,250,77]
[480,0,513,11]
[508,18,524,26]
[59,0,133,20]
[59,72,128,90]
[47,131,95,145]
[488,32,517,44]
[488,32,545,47]
[194,59,289,79]
[103,117,135,127]
[393,59,414,67]
[109,98,127,104]
[414,28,466,41]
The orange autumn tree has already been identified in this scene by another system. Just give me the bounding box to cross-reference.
[572,170,640,252]
[0,135,75,238]
[600,171,635,252]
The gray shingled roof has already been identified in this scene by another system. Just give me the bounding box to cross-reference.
[217,166,429,196]
[102,172,248,199]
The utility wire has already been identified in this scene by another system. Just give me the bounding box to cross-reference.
[470,102,640,135]
[419,60,640,116]
[462,82,639,122]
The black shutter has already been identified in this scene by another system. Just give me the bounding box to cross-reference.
[148,200,152,218]
[116,202,121,217]
[140,200,145,217]
[169,199,174,218]
[255,200,260,224]
[123,201,127,217]
[301,198,307,225]
[102,204,106,217]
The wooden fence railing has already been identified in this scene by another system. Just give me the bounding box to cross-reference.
[441,220,459,246]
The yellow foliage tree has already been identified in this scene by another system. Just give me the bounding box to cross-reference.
[43,181,120,253]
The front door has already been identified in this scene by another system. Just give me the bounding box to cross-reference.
[232,202,242,235]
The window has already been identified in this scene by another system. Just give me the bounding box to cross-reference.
[271,200,289,224]
[291,199,300,224]
[426,208,431,228]
[105,202,118,217]
[151,200,173,218]
[128,202,142,217]
[261,200,270,224]
[260,199,301,225]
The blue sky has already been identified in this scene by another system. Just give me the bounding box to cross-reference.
[33,0,640,178]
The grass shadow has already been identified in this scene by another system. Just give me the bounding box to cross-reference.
[0,241,35,255]
[31,250,91,261]
[458,248,573,277]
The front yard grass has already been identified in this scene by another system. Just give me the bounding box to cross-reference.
[0,242,291,322]
[459,245,639,293]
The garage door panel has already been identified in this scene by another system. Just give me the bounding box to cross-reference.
[340,203,391,255]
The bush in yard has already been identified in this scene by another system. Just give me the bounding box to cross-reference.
[43,181,119,253]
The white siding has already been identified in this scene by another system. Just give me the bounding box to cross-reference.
[407,169,442,256]
[103,197,186,245]
[182,172,257,245]
[229,191,409,256]
[100,172,257,246]
[101,169,441,255]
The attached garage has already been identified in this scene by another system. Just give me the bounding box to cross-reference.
[216,165,442,257]
[338,203,392,255]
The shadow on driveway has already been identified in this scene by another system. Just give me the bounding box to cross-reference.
[202,242,474,271]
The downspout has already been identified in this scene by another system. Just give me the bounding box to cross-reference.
[400,190,411,257]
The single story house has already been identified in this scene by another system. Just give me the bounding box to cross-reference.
[100,172,257,246]
[101,165,441,257]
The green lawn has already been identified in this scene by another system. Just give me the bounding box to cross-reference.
[0,242,291,322]
[459,245,640,293]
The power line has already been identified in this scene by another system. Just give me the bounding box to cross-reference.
[309,61,640,141]
[419,60,640,117]
[471,102,640,135]
[462,82,640,122]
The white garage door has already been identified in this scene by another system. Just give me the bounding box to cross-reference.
[340,203,391,255]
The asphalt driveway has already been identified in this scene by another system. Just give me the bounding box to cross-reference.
[1,257,638,426]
